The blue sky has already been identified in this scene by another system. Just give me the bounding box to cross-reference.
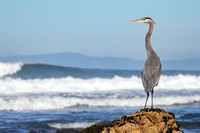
[0,0,200,60]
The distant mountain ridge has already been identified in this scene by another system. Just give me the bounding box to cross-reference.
[0,52,199,70]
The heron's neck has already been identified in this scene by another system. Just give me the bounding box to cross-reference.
[145,21,154,57]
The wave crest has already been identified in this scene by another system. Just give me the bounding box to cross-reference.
[0,73,200,111]
[0,62,23,78]
[0,94,199,111]
[48,121,100,129]
[0,75,200,95]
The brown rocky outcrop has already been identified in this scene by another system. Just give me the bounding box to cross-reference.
[82,108,183,133]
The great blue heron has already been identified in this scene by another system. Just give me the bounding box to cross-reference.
[130,17,161,110]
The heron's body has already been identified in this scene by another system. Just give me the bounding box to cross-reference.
[130,17,161,110]
[142,52,161,93]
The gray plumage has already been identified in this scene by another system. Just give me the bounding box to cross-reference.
[142,52,161,93]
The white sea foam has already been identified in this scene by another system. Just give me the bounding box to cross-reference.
[0,74,200,111]
[0,76,141,95]
[49,121,100,129]
[0,94,199,111]
[0,75,200,95]
[0,62,23,78]
[159,74,200,90]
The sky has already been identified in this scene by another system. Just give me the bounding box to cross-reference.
[0,0,200,60]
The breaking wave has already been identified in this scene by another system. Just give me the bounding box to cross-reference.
[0,62,23,78]
[0,93,199,111]
[0,75,199,111]
[48,121,100,129]
[0,75,200,95]
[0,63,200,111]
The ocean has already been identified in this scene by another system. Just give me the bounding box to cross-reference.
[0,62,199,133]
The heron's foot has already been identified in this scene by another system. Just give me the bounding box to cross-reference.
[143,107,147,111]
[142,107,148,112]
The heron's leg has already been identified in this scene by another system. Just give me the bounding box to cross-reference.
[144,92,149,110]
[151,89,154,109]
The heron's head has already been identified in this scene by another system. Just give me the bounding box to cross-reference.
[130,17,154,24]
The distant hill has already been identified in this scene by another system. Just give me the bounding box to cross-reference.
[162,58,200,71]
[0,52,199,70]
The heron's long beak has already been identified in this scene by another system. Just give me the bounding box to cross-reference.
[129,19,143,22]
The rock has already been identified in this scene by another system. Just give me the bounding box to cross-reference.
[81,108,183,133]
[29,130,37,133]
[81,124,107,133]
[29,130,46,133]
[55,128,80,133]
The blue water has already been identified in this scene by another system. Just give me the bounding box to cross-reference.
[0,63,200,132]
